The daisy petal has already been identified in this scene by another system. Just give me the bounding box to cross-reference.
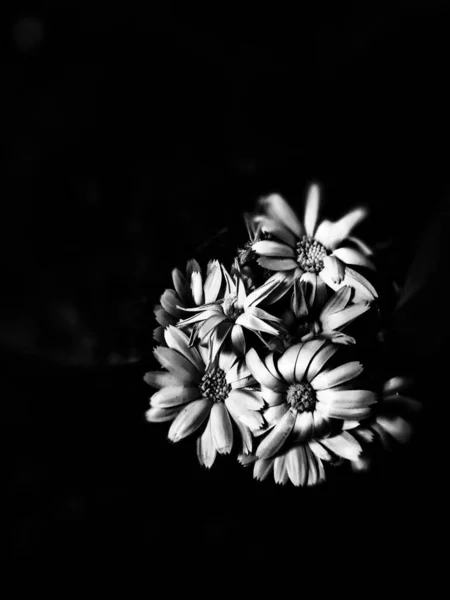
[245,271,295,307]
[286,445,309,486]
[204,260,223,304]
[172,268,189,303]
[196,418,217,468]
[252,240,296,258]
[295,338,328,382]
[304,184,320,236]
[153,347,201,383]
[254,215,297,246]
[210,402,234,454]
[253,458,274,481]
[145,406,182,423]
[316,403,372,420]
[160,289,186,318]
[164,325,204,371]
[311,361,364,390]
[317,389,377,407]
[225,358,255,388]
[305,445,325,486]
[277,343,303,383]
[197,313,228,340]
[257,256,299,271]
[143,370,183,389]
[320,431,363,461]
[256,408,296,459]
[326,207,369,250]
[168,398,212,442]
[263,402,290,427]
[383,377,414,395]
[291,411,314,442]
[186,258,202,279]
[314,219,334,248]
[274,454,289,485]
[264,352,283,381]
[321,255,346,285]
[153,326,165,344]
[343,266,378,300]
[235,311,280,336]
[261,387,286,407]
[236,409,265,431]
[208,321,233,363]
[246,348,286,391]
[320,286,353,318]
[230,324,246,355]
[190,271,204,306]
[230,416,253,454]
[322,302,371,332]
[332,246,376,270]
[150,386,201,408]
[259,193,304,237]
[306,343,340,381]
[347,235,373,256]
[227,389,265,411]
[308,440,334,462]
[154,305,178,327]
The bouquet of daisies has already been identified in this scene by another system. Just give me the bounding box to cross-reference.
[144,185,421,486]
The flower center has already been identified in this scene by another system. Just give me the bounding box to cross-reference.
[286,382,316,413]
[296,236,327,273]
[222,294,244,320]
[200,367,231,403]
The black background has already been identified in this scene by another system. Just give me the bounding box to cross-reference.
[3,0,448,585]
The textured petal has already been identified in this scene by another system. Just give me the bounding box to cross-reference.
[263,402,290,427]
[256,408,296,459]
[305,445,326,486]
[246,348,286,391]
[196,418,217,468]
[150,386,201,408]
[160,289,186,318]
[332,246,376,270]
[320,286,353,319]
[261,386,286,407]
[164,325,204,371]
[320,431,363,461]
[154,305,178,327]
[172,268,190,303]
[291,411,314,442]
[304,183,320,236]
[252,240,296,258]
[254,215,297,246]
[227,389,265,411]
[306,343,340,381]
[153,347,201,383]
[210,402,234,454]
[145,406,182,423]
[244,271,295,307]
[204,260,223,303]
[316,389,377,408]
[257,256,299,271]
[286,445,309,486]
[294,338,328,382]
[321,303,371,332]
[168,398,212,442]
[230,324,246,355]
[143,370,184,389]
[325,207,369,250]
[311,361,364,390]
[235,311,280,336]
[259,193,303,237]
[273,454,289,485]
[191,271,204,306]
[253,458,274,481]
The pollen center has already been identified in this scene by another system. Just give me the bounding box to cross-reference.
[200,367,231,403]
[296,236,327,273]
[286,382,316,413]
[223,293,244,320]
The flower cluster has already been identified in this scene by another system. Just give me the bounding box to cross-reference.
[144,185,421,486]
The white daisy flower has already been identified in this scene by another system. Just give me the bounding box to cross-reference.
[241,339,377,486]
[144,325,265,467]
[250,184,378,303]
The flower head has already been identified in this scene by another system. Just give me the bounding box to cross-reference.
[177,260,286,361]
[241,339,377,486]
[144,325,265,467]
[250,185,378,304]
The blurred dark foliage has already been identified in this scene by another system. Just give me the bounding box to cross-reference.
[3,0,448,584]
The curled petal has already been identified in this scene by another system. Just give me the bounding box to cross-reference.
[254,215,297,246]
[306,343,340,381]
[256,408,296,459]
[246,348,286,391]
[230,324,246,355]
[258,193,304,237]
[325,207,369,250]
[210,402,234,454]
[168,398,212,442]
[320,286,353,318]
[294,338,328,382]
